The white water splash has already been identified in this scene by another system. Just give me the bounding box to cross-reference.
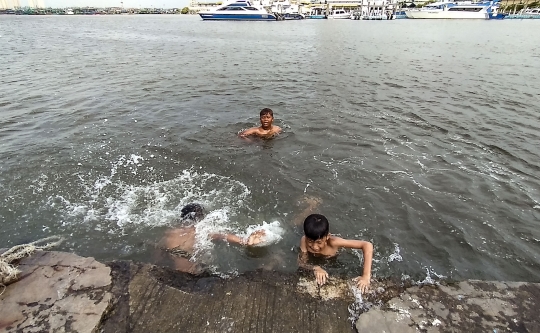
[347,283,375,325]
[48,155,251,231]
[417,266,446,285]
[242,221,285,246]
[388,243,403,263]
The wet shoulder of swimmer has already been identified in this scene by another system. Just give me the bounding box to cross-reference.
[238,108,282,139]
[157,203,268,273]
[298,213,374,294]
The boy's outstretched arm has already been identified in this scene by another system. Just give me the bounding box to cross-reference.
[333,238,373,293]
[298,236,328,285]
[238,127,257,138]
[210,230,266,246]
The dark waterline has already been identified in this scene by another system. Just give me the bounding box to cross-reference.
[1,15,539,282]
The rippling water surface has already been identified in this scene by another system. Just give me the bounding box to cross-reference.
[1,16,539,282]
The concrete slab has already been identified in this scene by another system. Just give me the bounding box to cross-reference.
[356,280,540,333]
[2,251,539,333]
[101,262,355,333]
[0,251,112,333]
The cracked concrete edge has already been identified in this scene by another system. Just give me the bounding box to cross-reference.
[5,250,538,333]
[0,251,114,333]
[355,280,540,333]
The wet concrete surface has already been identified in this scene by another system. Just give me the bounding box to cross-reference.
[355,280,540,333]
[0,251,111,333]
[2,251,539,333]
[100,261,355,333]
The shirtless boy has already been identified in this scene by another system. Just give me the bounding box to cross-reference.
[157,203,266,274]
[239,108,282,139]
[298,214,374,293]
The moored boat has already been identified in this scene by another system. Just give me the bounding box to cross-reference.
[507,7,540,19]
[405,0,502,19]
[307,7,327,19]
[199,0,278,21]
[328,9,351,19]
[282,12,305,19]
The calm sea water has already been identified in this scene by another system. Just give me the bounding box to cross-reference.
[1,15,539,283]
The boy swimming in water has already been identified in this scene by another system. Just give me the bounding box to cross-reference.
[239,108,282,139]
[298,214,373,293]
[157,203,266,274]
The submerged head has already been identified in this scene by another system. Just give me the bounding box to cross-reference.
[303,214,330,253]
[259,108,274,130]
[180,203,205,222]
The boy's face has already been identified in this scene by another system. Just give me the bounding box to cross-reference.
[260,113,273,129]
[306,235,329,254]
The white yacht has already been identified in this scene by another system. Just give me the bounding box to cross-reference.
[328,9,351,19]
[199,0,278,20]
[406,0,501,19]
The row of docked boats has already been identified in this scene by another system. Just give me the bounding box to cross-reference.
[198,0,523,21]
[404,0,506,19]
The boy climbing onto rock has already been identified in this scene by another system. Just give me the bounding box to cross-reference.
[298,214,374,293]
[239,108,282,139]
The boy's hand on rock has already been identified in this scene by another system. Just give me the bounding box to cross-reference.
[356,275,371,294]
[314,266,328,285]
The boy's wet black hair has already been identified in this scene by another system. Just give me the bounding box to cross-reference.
[303,214,329,240]
[180,203,205,222]
[260,108,273,117]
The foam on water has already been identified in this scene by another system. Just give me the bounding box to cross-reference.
[388,243,403,263]
[192,208,233,260]
[192,218,285,261]
[417,266,446,285]
[242,221,285,246]
[47,154,251,233]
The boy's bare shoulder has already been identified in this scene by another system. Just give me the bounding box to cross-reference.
[328,235,346,247]
[300,236,307,251]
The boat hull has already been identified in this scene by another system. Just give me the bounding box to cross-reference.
[329,14,351,19]
[405,10,488,19]
[282,13,305,20]
[199,13,277,20]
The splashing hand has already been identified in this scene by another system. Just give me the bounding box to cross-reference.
[246,230,266,246]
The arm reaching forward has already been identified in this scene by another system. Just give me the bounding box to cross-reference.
[238,127,258,138]
[211,230,267,246]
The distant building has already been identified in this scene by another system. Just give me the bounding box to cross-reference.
[0,0,21,9]
[28,0,45,8]
[189,0,222,12]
